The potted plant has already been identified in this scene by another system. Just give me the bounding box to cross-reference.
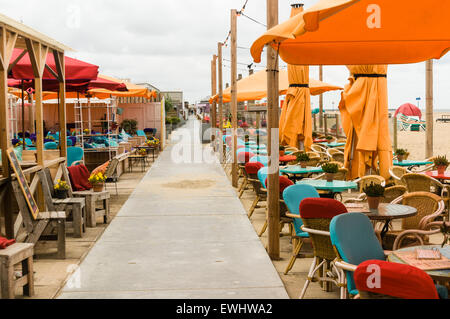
[279,145,286,157]
[395,148,408,162]
[325,135,333,142]
[434,155,449,175]
[54,179,70,199]
[312,132,319,139]
[363,182,385,210]
[296,152,310,168]
[88,172,107,192]
[321,163,339,182]
[138,148,147,156]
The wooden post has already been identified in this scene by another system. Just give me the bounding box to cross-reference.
[53,50,67,158]
[335,113,340,138]
[324,113,328,136]
[319,65,324,131]
[230,9,238,188]
[426,60,433,158]
[266,0,280,260]
[28,93,34,133]
[218,42,224,160]
[211,55,217,145]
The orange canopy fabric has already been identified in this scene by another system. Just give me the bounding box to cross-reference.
[279,64,313,150]
[253,0,450,65]
[339,65,392,180]
[251,0,357,63]
[209,69,341,103]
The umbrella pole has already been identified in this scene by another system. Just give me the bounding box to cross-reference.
[319,65,324,131]
[230,9,238,188]
[217,42,225,162]
[425,59,433,158]
[266,0,280,260]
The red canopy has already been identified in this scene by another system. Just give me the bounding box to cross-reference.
[394,103,422,119]
[9,49,99,81]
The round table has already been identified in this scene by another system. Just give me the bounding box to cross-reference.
[425,171,450,181]
[281,165,323,175]
[279,155,297,164]
[319,142,346,148]
[393,160,433,168]
[345,203,417,241]
[297,179,357,192]
[388,245,450,283]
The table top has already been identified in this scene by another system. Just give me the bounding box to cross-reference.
[319,142,346,148]
[245,141,256,145]
[345,203,417,221]
[388,245,450,281]
[313,139,328,143]
[393,160,433,167]
[296,179,358,192]
[249,145,267,150]
[279,155,297,163]
[281,165,323,175]
[425,171,450,180]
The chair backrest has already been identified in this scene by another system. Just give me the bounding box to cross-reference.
[250,155,268,167]
[392,191,443,230]
[136,130,146,137]
[382,185,407,203]
[359,175,385,193]
[105,158,120,178]
[283,184,320,236]
[400,173,437,193]
[265,176,294,194]
[237,152,255,164]
[300,198,348,260]
[390,166,407,183]
[44,142,57,150]
[67,147,84,167]
[355,260,439,299]
[330,213,385,294]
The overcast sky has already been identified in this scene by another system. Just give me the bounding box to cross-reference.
[2,0,449,109]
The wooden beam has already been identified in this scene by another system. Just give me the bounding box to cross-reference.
[7,48,26,73]
[53,50,67,158]
[266,0,280,260]
[426,60,433,158]
[211,55,217,144]
[230,9,238,188]
[218,42,224,161]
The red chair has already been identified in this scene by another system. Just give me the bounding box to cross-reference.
[259,176,294,237]
[245,162,265,218]
[298,198,348,297]
[237,152,256,197]
[355,259,439,299]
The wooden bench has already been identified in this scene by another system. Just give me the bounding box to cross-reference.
[0,243,34,299]
[436,115,450,123]
[73,190,110,227]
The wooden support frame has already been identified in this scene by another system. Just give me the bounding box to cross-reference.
[230,9,238,188]
[211,55,217,144]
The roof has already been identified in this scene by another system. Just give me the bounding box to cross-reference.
[0,13,72,52]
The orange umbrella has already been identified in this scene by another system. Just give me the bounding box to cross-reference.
[339,65,392,179]
[252,0,450,65]
[209,69,341,103]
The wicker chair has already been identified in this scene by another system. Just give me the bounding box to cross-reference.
[244,162,266,218]
[298,198,348,299]
[401,173,449,197]
[344,175,386,204]
[384,192,445,249]
[336,138,347,144]
[381,185,407,203]
[389,167,408,185]
[311,144,327,153]
[237,152,256,197]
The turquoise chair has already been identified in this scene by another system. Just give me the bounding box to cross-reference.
[257,167,282,189]
[25,138,33,146]
[67,146,84,167]
[44,142,57,150]
[136,130,146,137]
[250,155,269,167]
[329,213,386,298]
[282,184,320,274]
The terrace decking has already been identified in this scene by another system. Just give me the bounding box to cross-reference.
[58,118,288,299]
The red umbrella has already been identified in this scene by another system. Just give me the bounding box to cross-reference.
[9,48,99,80]
[394,103,422,119]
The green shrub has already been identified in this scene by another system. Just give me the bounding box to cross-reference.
[120,119,138,135]
[395,148,408,156]
[363,182,385,197]
[434,155,449,167]
[296,152,310,162]
[321,163,339,173]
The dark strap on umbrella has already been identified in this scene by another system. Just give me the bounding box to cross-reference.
[353,74,387,80]
[289,84,309,88]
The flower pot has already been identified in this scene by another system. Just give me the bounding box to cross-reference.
[55,189,68,199]
[92,183,104,192]
[279,150,285,157]
[367,196,381,210]
[397,155,404,162]
[437,165,447,175]
[325,173,334,182]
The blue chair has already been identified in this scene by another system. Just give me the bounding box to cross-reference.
[136,130,146,137]
[282,184,320,274]
[44,142,57,150]
[25,138,33,146]
[330,213,386,298]
[67,146,84,167]
[251,155,269,167]
[257,167,283,189]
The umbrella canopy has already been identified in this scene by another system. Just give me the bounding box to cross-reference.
[209,69,341,103]
[88,74,154,99]
[394,103,422,119]
[252,0,450,65]
[339,65,392,180]
[279,64,313,150]
[9,49,99,80]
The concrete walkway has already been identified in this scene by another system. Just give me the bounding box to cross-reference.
[59,118,288,299]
